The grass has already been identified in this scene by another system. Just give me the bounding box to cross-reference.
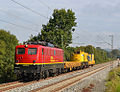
[105,67,120,92]
[116,84,120,92]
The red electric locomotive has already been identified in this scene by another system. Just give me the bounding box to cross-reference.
[14,42,64,80]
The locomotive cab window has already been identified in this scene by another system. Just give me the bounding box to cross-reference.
[76,51,80,54]
[17,48,25,54]
[28,48,37,55]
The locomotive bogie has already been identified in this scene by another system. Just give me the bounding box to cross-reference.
[15,63,64,80]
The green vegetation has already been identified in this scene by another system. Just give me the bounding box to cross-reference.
[0,29,18,83]
[111,49,120,59]
[65,45,110,63]
[29,9,76,49]
[106,67,120,92]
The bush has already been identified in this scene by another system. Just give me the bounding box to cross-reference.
[0,29,18,83]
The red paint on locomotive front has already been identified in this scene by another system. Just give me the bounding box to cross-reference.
[15,44,64,64]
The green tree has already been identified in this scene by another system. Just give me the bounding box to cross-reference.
[29,9,76,48]
[84,45,95,54]
[111,49,120,59]
[94,47,108,64]
[64,47,76,61]
[0,29,18,83]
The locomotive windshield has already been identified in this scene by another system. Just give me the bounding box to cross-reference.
[17,48,25,54]
[28,48,37,55]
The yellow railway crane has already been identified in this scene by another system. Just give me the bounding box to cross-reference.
[64,51,95,71]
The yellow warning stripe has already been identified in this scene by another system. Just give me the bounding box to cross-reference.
[50,60,59,62]
[15,62,63,65]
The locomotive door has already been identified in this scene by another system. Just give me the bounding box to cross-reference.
[42,48,45,66]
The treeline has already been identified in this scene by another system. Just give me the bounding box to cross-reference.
[64,45,110,64]
[107,49,120,59]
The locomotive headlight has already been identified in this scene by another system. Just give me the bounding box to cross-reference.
[33,60,36,63]
[25,45,28,47]
[16,60,19,63]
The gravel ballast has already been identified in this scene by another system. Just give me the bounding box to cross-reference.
[6,61,118,92]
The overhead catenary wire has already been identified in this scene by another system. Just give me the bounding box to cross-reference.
[0,9,41,27]
[97,35,112,46]
[72,27,99,47]
[10,0,48,19]
[72,42,85,45]
[72,36,79,40]
[36,0,52,10]
[0,19,39,32]
[72,26,88,41]
[10,0,75,20]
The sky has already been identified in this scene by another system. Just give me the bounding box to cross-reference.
[0,0,120,49]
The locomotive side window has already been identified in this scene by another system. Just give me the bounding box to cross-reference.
[54,50,56,56]
[28,48,37,55]
[17,48,25,54]
[42,48,44,55]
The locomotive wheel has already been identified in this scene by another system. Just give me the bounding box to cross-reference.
[36,73,41,81]
[78,66,81,70]
[42,70,49,79]
[17,74,23,81]
[56,68,59,76]
[45,70,49,78]
[41,71,45,79]
[81,65,84,69]
[49,69,54,77]
[44,71,47,79]
[86,63,89,68]
[58,68,61,75]
[61,68,64,73]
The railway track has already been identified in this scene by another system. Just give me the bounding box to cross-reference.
[30,63,111,92]
[0,61,116,92]
[0,81,20,91]
[0,79,51,92]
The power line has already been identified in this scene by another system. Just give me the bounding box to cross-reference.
[0,19,39,32]
[77,26,90,33]
[10,0,48,19]
[72,27,88,43]
[72,42,85,45]
[97,35,112,46]
[0,9,41,27]
[37,0,52,10]
[72,36,79,40]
